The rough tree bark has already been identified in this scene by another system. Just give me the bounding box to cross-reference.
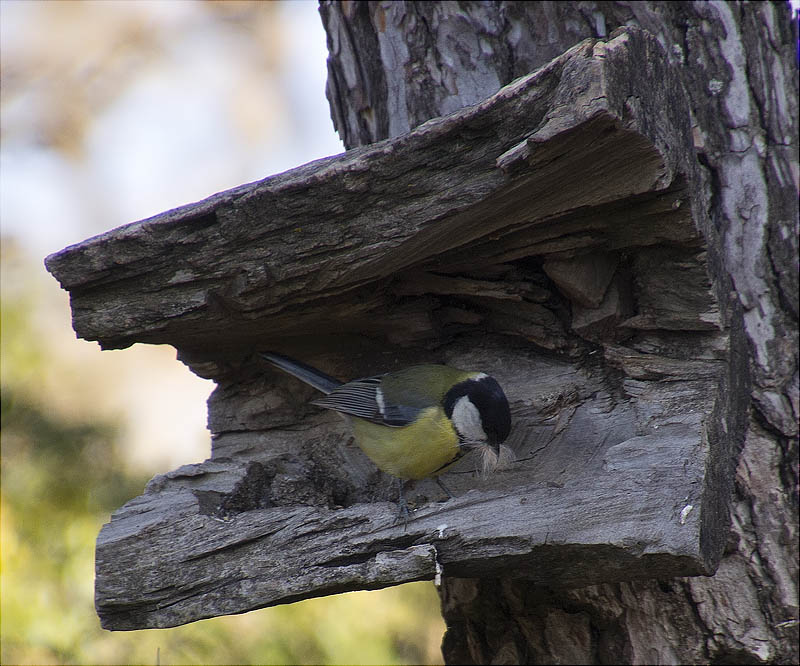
[42,1,796,662]
[47,27,741,633]
[321,1,798,664]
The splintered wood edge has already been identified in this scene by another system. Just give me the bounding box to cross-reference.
[95,424,710,630]
[78,27,742,631]
[44,28,698,354]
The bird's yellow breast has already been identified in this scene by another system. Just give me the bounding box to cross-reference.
[351,407,460,480]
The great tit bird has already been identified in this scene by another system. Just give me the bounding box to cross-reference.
[260,352,512,481]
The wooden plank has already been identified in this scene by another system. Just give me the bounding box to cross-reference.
[41,28,747,630]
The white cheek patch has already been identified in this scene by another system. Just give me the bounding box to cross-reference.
[451,395,487,443]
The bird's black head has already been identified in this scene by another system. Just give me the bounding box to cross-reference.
[443,374,511,448]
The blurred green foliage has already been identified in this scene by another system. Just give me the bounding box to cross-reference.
[1,242,445,664]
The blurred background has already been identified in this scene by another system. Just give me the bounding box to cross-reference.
[0,1,445,663]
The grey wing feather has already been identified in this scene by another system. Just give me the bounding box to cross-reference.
[312,376,422,427]
[379,403,424,426]
[312,377,382,419]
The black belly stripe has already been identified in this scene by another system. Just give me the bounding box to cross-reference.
[432,449,466,475]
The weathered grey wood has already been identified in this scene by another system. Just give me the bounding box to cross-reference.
[97,428,709,631]
[95,342,725,630]
[46,29,700,361]
[321,1,797,663]
[44,27,751,635]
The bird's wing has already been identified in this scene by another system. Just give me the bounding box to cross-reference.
[311,376,422,427]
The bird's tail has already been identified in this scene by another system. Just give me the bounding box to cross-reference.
[259,352,342,394]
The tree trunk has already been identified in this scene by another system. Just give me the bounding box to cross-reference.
[50,29,739,630]
[321,1,798,663]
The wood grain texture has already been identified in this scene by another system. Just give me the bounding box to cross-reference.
[318,2,796,663]
[45,29,701,362]
[95,343,726,630]
[43,28,753,633]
